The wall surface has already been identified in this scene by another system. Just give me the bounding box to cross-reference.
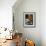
[13,0,41,46]
[0,0,17,38]
[0,0,16,29]
[40,0,46,46]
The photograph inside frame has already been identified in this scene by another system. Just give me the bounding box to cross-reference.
[25,13,33,25]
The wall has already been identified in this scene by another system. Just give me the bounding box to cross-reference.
[13,0,41,46]
[0,0,17,39]
[0,0,16,30]
[40,0,46,46]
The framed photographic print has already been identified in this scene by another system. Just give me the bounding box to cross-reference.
[23,12,36,28]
